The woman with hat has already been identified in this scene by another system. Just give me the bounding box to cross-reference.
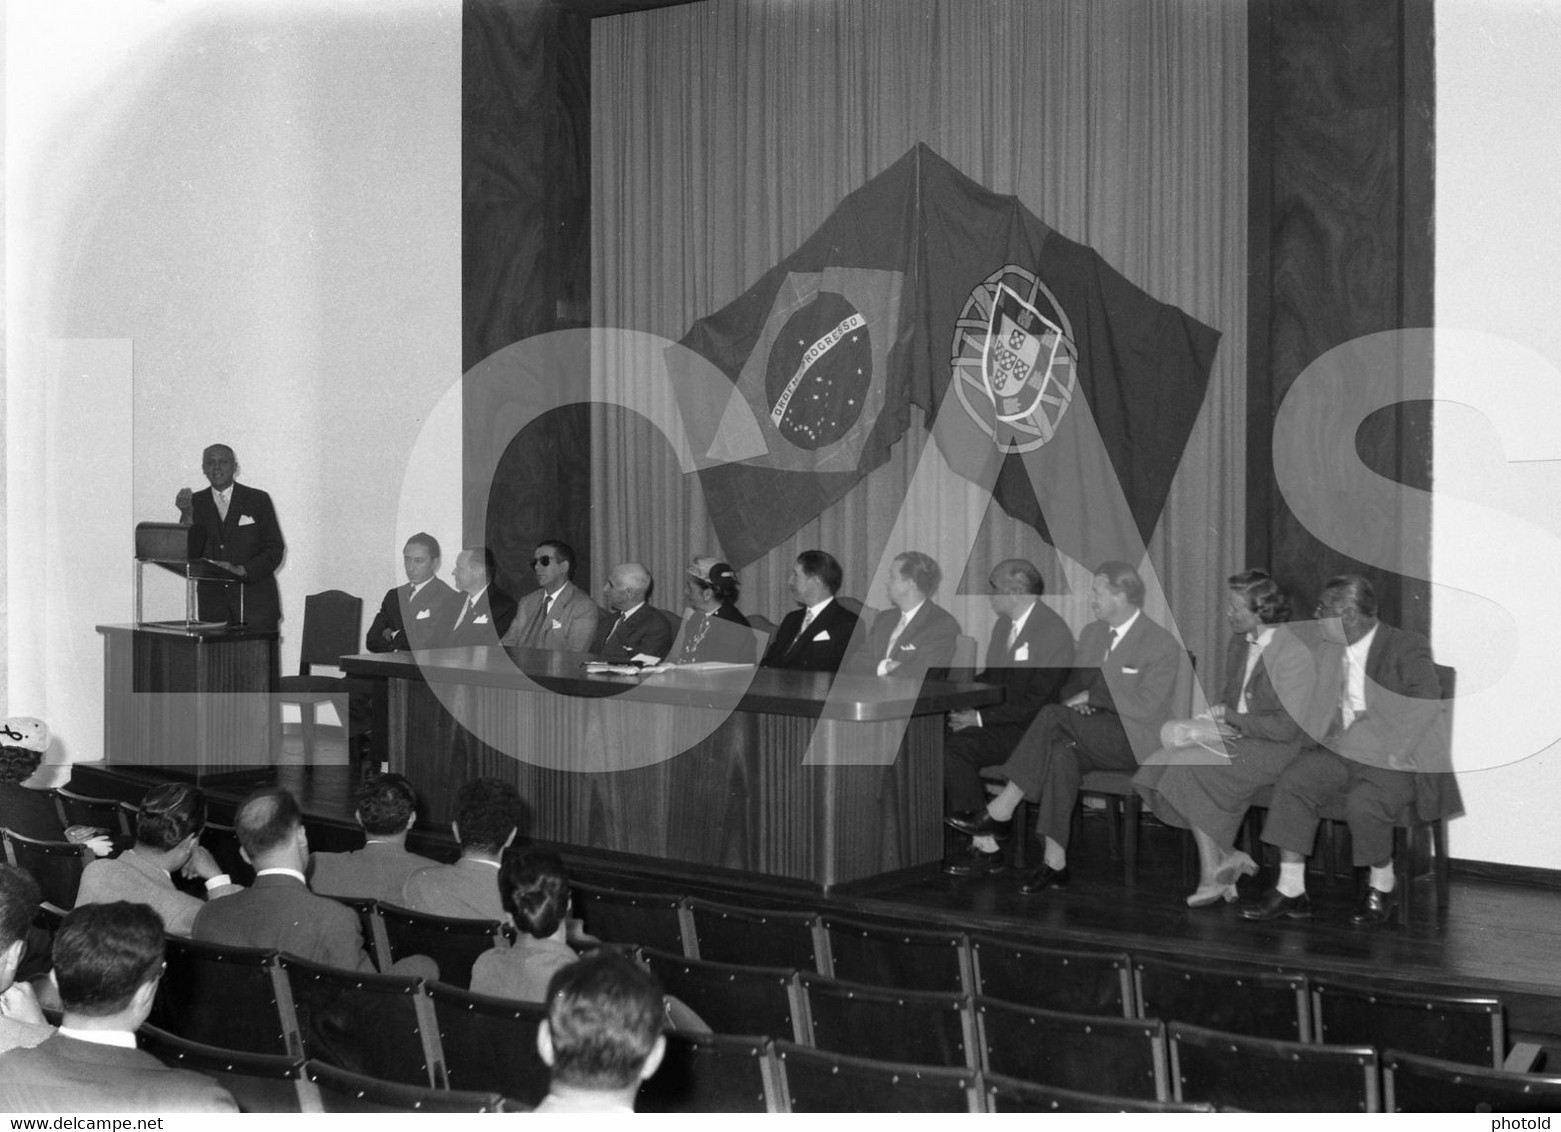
[668,557,758,665]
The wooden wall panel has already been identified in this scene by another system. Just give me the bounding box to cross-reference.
[1247,0,1434,632]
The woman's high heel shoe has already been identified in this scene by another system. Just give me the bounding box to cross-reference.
[1186,883,1238,908]
[1214,850,1258,886]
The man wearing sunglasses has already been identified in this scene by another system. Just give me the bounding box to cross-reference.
[502,539,601,653]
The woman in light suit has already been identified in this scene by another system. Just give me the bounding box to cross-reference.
[1134,570,1316,907]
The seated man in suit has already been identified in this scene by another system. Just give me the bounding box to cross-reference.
[589,563,673,663]
[0,903,236,1112]
[668,557,756,665]
[533,951,667,1114]
[502,539,600,652]
[1243,574,1459,927]
[760,549,861,674]
[844,551,961,681]
[402,777,524,921]
[943,560,1076,877]
[193,787,374,971]
[949,561,1182,894]
[76,783,241,936]
[310,773,438,904]
[174,443,285,630]
[0,866,52,1054]
[443,545,518,647]
[367,531,458,652]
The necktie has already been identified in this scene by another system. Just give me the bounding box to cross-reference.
[1006,620,1020,652]
[1107,627,1120,654]
[1340,650,1357,729]
[884,612,911,659]
[787,608,817,653]
[605,612,624,643]
[1238,635,1263,714]
[215,489,230,522]
[454,596,472,629]
[521,592,552,644]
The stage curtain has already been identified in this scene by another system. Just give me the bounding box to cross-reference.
[590,0,1246,680]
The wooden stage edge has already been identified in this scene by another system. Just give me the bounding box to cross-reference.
[70,762,1561,1048]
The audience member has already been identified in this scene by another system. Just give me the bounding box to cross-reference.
[0,866,51,1053]
[192,787,373,971]
[470,850,577,1002]
[366,532,458,653]
[1243,574,1461,927]
[668,556,756,664]
[310,773,437,904]
[0,718,110,852]
[760,550,861,673]
[174,443,285,630]
[76,783,240,936]
[949,561,1183,894]
[402,778,523,920]
[844,551,960,680]
[443,546,518,646]
[942,560,1075,877]
[502,540,600,652]
[589,563,674,662]
[0,903,236,1112]
[533,951,666,1114]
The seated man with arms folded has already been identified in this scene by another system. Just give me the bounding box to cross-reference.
[760,549,861,674]
[667,556,757,665]
[471,850,577,1003]
[532,951,667,1114]
[76,783,241,936]
[401,777,523,921]
[844,551,961,681]
[0,903,236,1112]
[310,773,438,904]
[366,532,458,653]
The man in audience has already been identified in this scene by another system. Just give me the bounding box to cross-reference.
[0,903,237,1111]
[310,773,438,904]
[0,866,52,1053]
[174,442,285,630]
[589,562,673,662]
[760,549,861,674]
[402,777,524,920]
[844,551,961,681]
[367,531,458,652]
[942,560,1076,877]
[192,787,373,970]
[76,783,241,936]
[443,545,518,647]
[949,561,1182,894]
[533,951,666,1113]
[502,539,600,652]
[1243,574,1460,926]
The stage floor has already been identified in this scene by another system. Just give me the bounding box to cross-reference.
[69,742,1561,1055]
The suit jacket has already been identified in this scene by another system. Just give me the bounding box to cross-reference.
[309,841,441,904]
[972,601,1076,738]
[1303,621,1461,820]
[502,581,601,652]
[0,1033,237,1112]
[844,600,962,681]
[1217,625,1316,747]
[589,603,675,662]
[77,849,241,937]
[192,872,371,971]
[367,577,459,652]
[441,585,518,648]
[761,599,862,674]
[668,603,757,664]
[400,857,505,921]
[0,1015,53,1055]
[188,481,285,630]
[1062,611,1184,761]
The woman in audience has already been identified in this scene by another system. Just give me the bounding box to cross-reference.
[470,850,578,1002]
[0,717,109,856]
[1134,570,1316,907]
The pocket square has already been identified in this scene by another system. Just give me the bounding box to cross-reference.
[1121,666,1140,675]
[814,630,831,641]
[415,609,431,620]
[550,619,562,631]
[237,514,255,526]
[474,614,490,625]
[1014,644,1030,661]
[899,643,917,652]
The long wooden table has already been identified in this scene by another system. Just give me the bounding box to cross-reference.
[342,646,1000,889]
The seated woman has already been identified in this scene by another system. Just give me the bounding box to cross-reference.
[0,718,109,856]
[76,783,240,936]
[471,850,577,1003]
[1134,569,1316,907]
[667,557,757,665]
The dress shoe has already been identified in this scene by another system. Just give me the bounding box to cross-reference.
[1213,850,1259,886]
[1186,883,1238,908]
[1017,863,1070,894]
[1240,888,1312,921]
[1350,885,1399,926]
[942,843,1005,878]
[943,809,1013,840]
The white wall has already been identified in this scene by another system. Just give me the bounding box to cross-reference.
[5,0,463,769]
[1434,2,1561,868]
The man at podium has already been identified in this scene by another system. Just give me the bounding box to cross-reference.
[174,444,285,630]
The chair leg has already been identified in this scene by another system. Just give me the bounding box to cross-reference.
[1011,800,1029,871]
[1396,826,1412,927]
[1123,795,1140,886]
[300,703,317,767]
[1103,797,1122,859]
[1433,820,1451,911]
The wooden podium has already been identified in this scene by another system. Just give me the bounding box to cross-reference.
[98,624,279,782]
